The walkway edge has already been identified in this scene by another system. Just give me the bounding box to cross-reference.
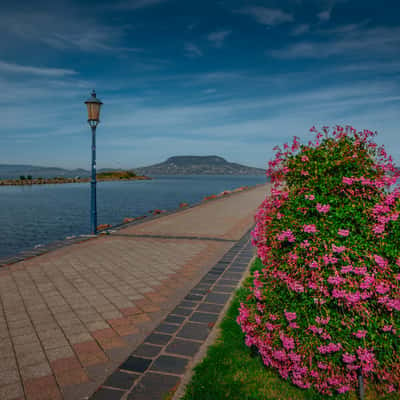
[171,255,255,400]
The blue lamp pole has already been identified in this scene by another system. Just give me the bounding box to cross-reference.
[84,90,103,235]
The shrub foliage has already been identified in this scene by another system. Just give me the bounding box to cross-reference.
[238,126,400,396]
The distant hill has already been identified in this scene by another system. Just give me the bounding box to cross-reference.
[0,156,265,179]
[0,164,90,179]
[135,156,265,176]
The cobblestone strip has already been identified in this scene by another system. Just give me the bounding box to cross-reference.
[89,231,254,400]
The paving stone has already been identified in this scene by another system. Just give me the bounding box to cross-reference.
[103,370,139,390]
[151,355,188,374]
[127,372,180,400]
[194,283,212,291]
[189,289,207,296]
[165,339,201,357]
[154,323,180,334]
[0,381,24,400]
[120,356,152,373]
[190,312,218,324]
[229,265,247,271]
[164,315,185,324]
[184,294,203,302]
[196,303,224,313]
[213,285,235,293]
[133,344,162,358]
[170,307,192,317]
[178,300,197,309]
[204,292,231,304]
[177,323,209,341]
[219,279,239,286]
[91,387,124,400]
[145,333,172,346]
[223,272,243,280]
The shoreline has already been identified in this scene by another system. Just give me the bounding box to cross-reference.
[0,175,152,186]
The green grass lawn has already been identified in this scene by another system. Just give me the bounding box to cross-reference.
[180,259,394,400]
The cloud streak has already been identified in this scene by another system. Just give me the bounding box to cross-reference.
[237,7,293,26]
[270,26,400,59]
[0,61,77,77]
[184,42,203,57]
[207,30,232,48]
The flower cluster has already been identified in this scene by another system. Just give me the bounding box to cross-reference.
[241,126,400,396]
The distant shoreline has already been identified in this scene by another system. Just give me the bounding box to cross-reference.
[0,176,152,186]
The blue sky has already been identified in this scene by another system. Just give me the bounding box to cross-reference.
[0,0,399,170]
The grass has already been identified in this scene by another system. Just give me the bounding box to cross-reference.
[180,259,394,400]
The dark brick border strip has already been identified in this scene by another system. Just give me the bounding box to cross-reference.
[89,230,254,400]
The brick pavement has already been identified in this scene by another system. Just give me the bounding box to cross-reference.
[0,184,269,400]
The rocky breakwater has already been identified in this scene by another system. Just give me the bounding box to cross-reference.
[0,170,151,186]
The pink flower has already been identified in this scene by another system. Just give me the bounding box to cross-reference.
[318,342,342,354]
[338,229,349,237]
[277,229,296,242]
[301,155,309,162]
[353,266,367,275]
[382,325,393,332]
[284,310,297,322]
[346,292,361,303]
[301,170,309,176]
[317,362,328,370]
[309,261,319,269]
[360,275,375,289]
[303,224,317,233]
[375,283,390,294]
[374,254,388,270]
[332,244,346,253]
[266,322,275,331]
[315,316,330,325]
[327,275,345,285]
[337,385,351,394]
[342,177,354,185]
[342,353,357,363]
[305,194,315,200]
[280,333,295,350]
[353,330,367,339]
[341,265,353,273]
[372,224,385,234]
[316,203,330,213]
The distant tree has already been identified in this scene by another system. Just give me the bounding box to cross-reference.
[20,175,26,180]
[27,175,32,180]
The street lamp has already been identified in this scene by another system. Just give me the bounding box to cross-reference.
[84,90,103,234]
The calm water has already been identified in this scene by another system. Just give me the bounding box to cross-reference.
[0,175,266,260]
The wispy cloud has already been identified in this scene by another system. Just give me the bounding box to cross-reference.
[184,42,203,58]
[291,24,310,36]
[0,61,77,76]
[0,10,140,53]
[270,26,400,59]
[207,30,232,48]
[317,9,331,21]
[237,7,293,26]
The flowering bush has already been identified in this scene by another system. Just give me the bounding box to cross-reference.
[238,126,400,396]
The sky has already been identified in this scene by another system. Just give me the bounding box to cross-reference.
[0,0,399,170]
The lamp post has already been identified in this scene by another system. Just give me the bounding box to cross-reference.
[84,90,103,235]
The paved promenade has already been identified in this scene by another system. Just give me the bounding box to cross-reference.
[0,184,269,400]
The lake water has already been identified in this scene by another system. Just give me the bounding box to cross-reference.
[0,175,267,260]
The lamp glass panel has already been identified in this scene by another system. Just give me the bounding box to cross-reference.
[86,103,101,121]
